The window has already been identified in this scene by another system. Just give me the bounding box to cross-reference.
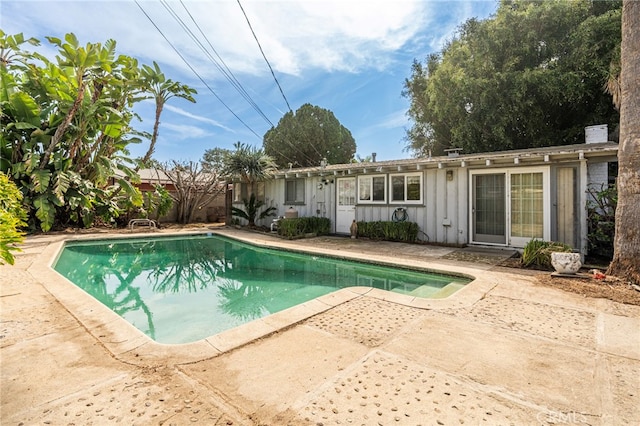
[357,175,386,203]
[233,182,247,203]
[389,173,423,204]
[285,179,305,204]
[233,182,264,202]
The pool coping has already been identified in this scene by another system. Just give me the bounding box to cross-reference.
[29,228,498,366]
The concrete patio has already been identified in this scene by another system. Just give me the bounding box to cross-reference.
[1,226,639,425]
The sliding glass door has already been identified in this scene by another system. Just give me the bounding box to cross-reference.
[471,168,549,247]
[509,171,545,247]
[472,173,506,244]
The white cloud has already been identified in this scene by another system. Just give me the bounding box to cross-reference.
[161,122,213,140]
[164,105,233,132]
[2,0,469,79]
[375,109,410,130]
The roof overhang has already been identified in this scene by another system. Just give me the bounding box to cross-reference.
[272,142,618,179]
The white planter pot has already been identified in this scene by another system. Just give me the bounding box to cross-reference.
[551,252,582,274]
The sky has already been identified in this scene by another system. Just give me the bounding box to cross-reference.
[1,0,498,164]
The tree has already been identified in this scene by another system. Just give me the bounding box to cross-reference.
[263,103,356,167]
[201,147,230,173]
[139,61,197,166]
[403,0,621,156]
[156,161,226,224]
[221,142,277,193]
[607,0,640,285]
[1,32,195,231]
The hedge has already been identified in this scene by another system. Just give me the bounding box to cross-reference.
[356,221,419,243]
[277,217,331,239]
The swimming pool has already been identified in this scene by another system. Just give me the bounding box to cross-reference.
[54,234,469,344]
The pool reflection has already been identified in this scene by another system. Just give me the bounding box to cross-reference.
[54,235,467,343]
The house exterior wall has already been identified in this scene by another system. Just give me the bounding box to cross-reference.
[259,143,617,254]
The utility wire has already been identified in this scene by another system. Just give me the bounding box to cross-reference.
[137,0,321,168]
[175,0,313,166]
[236,0,292,112]
[166,0,274,127]
[134,0,262,139]
[235,0,326,164]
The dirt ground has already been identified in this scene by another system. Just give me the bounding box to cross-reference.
[495,254,640,306]
[534,273,640,306]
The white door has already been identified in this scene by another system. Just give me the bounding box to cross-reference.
[336,177,356,234]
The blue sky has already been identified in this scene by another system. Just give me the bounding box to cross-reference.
[1,0,498,164]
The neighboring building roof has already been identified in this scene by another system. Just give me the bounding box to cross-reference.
[273,142,619,179]
[114,168,224,187]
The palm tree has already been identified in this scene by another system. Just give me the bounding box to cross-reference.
[222,142,278,193]
[222,142,278,227]
[607,0,640,285]
[139,61,197,165]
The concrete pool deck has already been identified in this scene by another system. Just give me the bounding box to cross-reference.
[1,226,639,425]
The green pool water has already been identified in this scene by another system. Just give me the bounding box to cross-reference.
[54,234,469,344]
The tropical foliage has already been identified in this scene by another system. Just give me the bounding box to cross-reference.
[263,103,356,168]
[231,193,276,227]
[0,172,27,264]
[139,61,196,165]
[0,31,195,231]
[220,142,278,191]
[403,0,622,156]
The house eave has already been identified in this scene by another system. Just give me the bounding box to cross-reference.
[272,142,618,178]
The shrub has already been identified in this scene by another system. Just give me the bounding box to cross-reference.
[231,194,276,227]
[0,173,27,265]
[356,221,419,243]
[277,217,331,239]
[521,239,572,270]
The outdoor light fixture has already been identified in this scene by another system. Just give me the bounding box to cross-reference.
[446,170,453,181]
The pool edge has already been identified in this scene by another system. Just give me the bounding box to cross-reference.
[32,229,493,367]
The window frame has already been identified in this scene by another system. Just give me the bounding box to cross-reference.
[233,182,265,203]
[388,172,423,204]
[284,178,305,205]
[357,174,387,204]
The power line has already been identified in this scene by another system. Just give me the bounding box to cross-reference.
[236,0,292,113]
[164,0,274,127]
[173,1,310,166]
[235,0,329,164]
[134,0,263,139]
[137,0,323,168]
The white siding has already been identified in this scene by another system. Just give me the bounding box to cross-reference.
[587,162,608,190]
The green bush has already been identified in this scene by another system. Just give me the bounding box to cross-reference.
[277,217,331,239]
[521,239,572,270]
[232,194,276,227]
[0,173,27,265]
[356,221,419,243]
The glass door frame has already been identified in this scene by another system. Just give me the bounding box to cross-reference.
[469,166,551,247]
